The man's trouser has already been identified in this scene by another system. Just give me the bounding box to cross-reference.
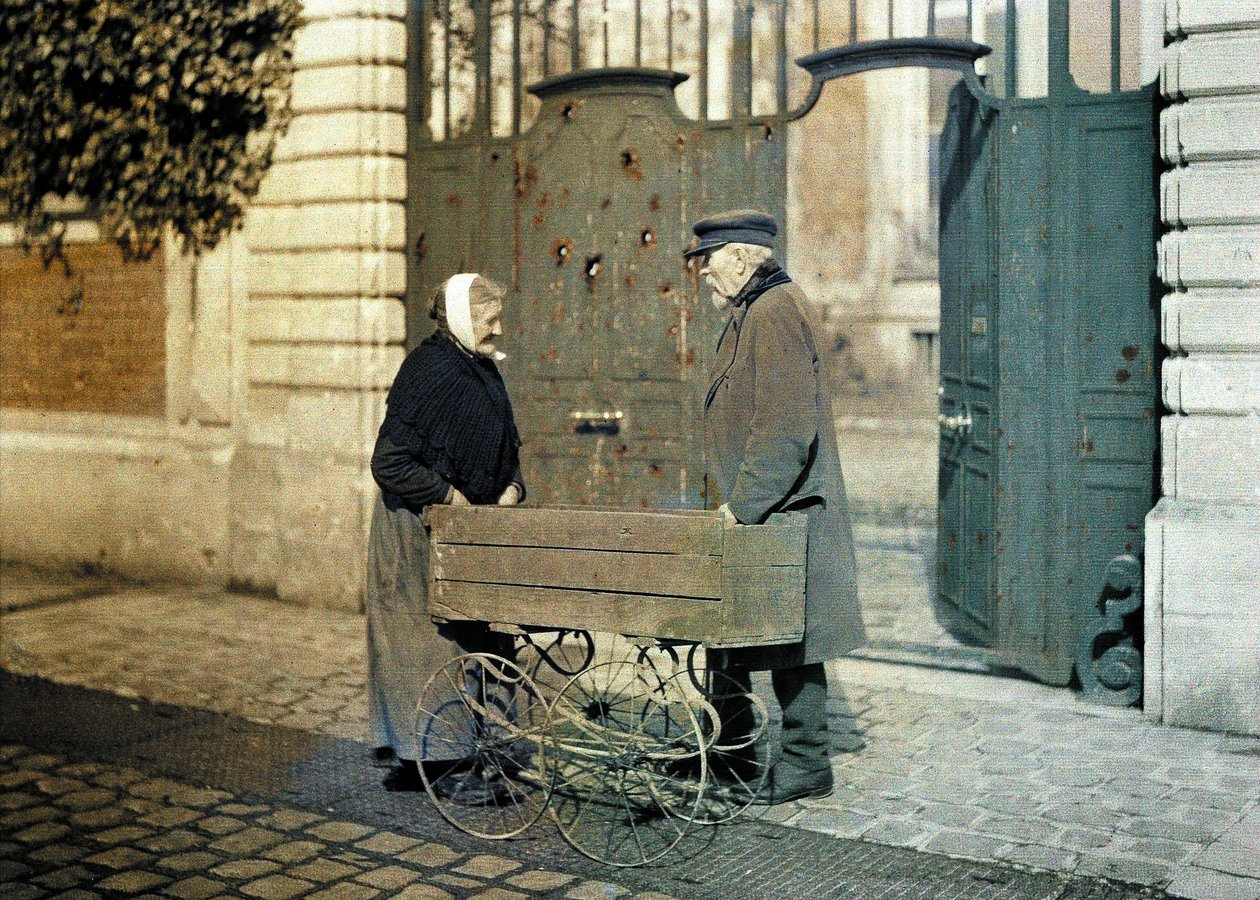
[719,662,830,774]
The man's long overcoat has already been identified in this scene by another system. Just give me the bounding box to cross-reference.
[705,276,865,667]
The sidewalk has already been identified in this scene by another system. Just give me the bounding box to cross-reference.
[2,567,1258,899]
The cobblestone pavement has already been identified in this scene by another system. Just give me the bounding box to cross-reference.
[3,568,1259,898]
[0,741,669,900]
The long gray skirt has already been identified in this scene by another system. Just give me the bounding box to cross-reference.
[366,494,508,761]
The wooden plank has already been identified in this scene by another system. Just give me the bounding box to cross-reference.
[715,564,806,648]
[428,505,723,556]
[431,582,722,643]
[721,513,807,567]
[434,544,722,599]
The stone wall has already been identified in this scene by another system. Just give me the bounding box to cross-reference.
[1146,0,1260,735]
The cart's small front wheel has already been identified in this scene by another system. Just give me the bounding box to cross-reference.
[543,660,706,866]
[414,653,551,839]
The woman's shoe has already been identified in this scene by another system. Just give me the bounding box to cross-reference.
[381,759,424,792]
[749,763,833,805]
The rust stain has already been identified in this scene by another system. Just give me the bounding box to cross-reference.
[532,213,545,228]
[413,231,427,263]
[550,302,566,324]
[675,134,687,150]
[444,192,460,206]
[513,162,537,200]
[624,274,637,288]
[1115,369,1131,383]
[1121,344,1138,361]
[648,194,661,213]
[536,191,551,210]
[599,197,612,211]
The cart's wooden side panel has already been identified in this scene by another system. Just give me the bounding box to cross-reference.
[429,582,721,642]
[426,506,806,646]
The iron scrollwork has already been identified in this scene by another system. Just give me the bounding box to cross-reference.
[1077,554,1143,706]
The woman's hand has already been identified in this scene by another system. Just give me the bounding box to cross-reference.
[497,484,522,506]
[448,487,471,506]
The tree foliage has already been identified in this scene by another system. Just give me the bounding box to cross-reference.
[0,0,301,265]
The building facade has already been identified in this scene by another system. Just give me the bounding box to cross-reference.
[0,0,1255,735]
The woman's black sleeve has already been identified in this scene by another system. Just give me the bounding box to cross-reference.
[370,429,451,511]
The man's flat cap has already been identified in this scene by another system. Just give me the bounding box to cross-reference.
[684,209,778,259]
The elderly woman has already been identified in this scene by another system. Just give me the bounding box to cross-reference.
[367,273,524,792]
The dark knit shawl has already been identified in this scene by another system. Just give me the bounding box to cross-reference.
[379,331,521,504]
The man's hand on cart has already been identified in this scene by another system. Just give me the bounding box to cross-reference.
[447,486,471,506]
[497,484,522,506]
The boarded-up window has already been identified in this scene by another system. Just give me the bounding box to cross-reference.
[0,242,166,417]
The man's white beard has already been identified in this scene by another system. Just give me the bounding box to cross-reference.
[710,290,732,312]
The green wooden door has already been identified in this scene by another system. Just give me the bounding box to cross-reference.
[934,59,1158,696]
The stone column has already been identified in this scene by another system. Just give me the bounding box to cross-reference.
[1146,0,1260,734]
[230,0,408,609]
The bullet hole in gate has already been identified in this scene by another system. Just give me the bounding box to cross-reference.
[621,149,643,180]
[561,102,576,119]
[640,228,655,248]
[553,238,574,266]
[763,123,775,141]
[584,254,603,287]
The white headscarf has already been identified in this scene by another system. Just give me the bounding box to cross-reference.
[444,273,479,354]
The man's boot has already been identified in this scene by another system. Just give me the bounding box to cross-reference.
[752,663,834,804]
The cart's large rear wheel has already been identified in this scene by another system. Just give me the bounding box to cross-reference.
[414,653,550,839]
[666,669,770,824]
[543,660,706,866]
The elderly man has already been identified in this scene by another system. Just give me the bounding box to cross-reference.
[686,210,865,804]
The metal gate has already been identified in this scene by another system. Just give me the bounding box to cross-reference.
[405,0,1159,702]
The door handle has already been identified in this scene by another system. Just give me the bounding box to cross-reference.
[938,402,973,439]
[571,409,623,436]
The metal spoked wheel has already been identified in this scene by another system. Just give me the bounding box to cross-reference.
[414,653,551,839]
[543,659,707,866]
[666,668,770,824]
[518,629,596,704]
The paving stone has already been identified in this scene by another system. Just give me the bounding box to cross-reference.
[138,830,206,853]
[995,843,1079,872]
[1118,817,1227,844]
[789,807,876,838]
[93,770,146,789]
[1197,842,1260,879]
[238,874,314,899]
[307,885,382,900]
[393,885,455,900]
[27,844,89,865]
[355,832,421,855]
[1166,866,1260,900]
[972,814,1062,846]
[565,881,631,899]
[156,851,222,874]
[262,840,326,863]
[0,771,40,789]
[0,804,60,828]
[14,822,70,844]
[287,859,360,882]
[193,816,246,836]
[129,778,186,802]
[254,810,323,831]
[54,790,117,812]
[32,864,91,888]
[215,803,269,816]
[83,847,153,870]
[0,858,35,880]
[166,789,231,808]
[95,870,170,893]
[138,807,201,828]
[161,875,230,900]
[470,889,530,900]
[208,859,282,880]
[0,841,19,859]
[0,885,45,900]
[507,871,577,891]
[356,865,424,890]
[68,808,128,829]
[861,817,934,848]
[207,827,285,855]
[397,843,461,868]
[17,754,61,770]
[307,821,375,843]
[119,797,162,815]
[0,792,38,810]
[453,855,522,879]
[1074,852,1171,886]
[1117,835,1202,864]
[88,825,152,845]
[921,830,1008,861]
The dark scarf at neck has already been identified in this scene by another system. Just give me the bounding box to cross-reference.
[732,259,791,308]
[380,331,520,504]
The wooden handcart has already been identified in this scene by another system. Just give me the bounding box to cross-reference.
[416,505,807,867]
